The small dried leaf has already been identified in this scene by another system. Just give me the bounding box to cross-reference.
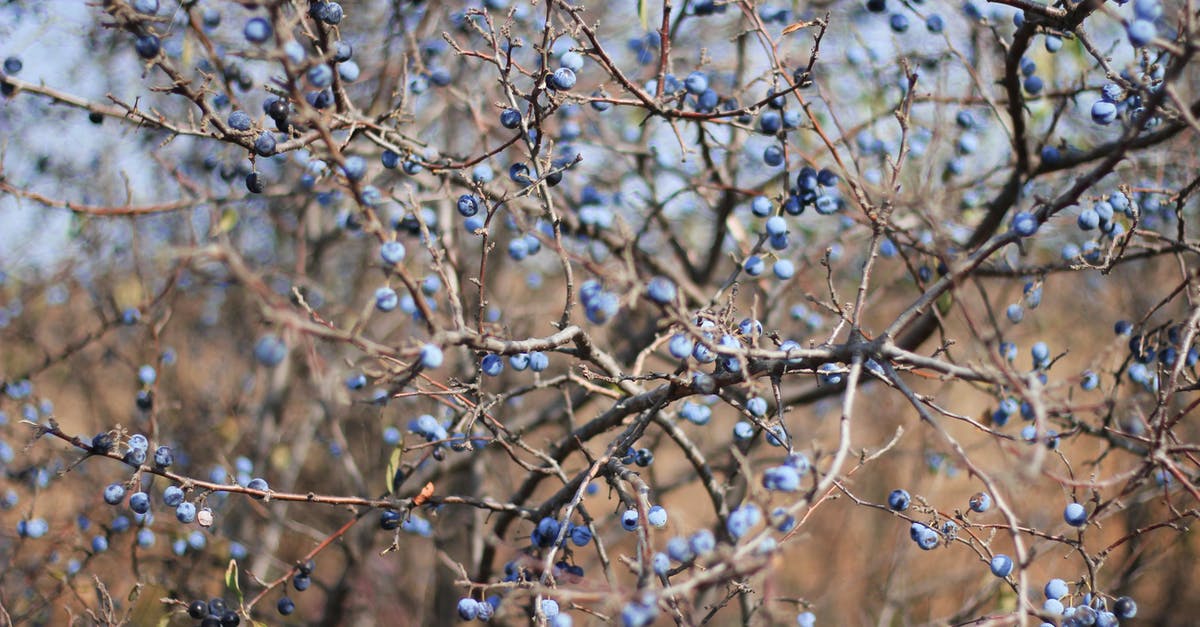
[782,21,815,34]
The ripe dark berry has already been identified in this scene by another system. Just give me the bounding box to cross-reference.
[253,132,276,157]
[134,34,161,59]
[135,389,153,410]
[124,448,147,466]
[381,509,401,530]
[103,483,126,505]
[266,98,289,121]
[1113,596,1137,619]
[277,596,295,615]
[91,433,114,454]
[500,108,522,129]
[245,172,264,194]
[318,2,344,24]
[188,600,208,619]
[887,489,910,511]
[244,18,272,44]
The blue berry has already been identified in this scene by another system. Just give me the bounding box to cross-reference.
[773,259,796,280]
[1064,502,1087,527]
[176,502,197,524]
[375,287,399,312]
[244,17,272,44]
[104,484,126,505]
[456,194,480,217]
[1127,19,1156,47]
[227,110,252,131]
[887,489,910,511]
[569,524,592,546]
[307,64,335,89]
[744,255,766,276]
[1113,596,1137,619]
[759,110,782,134]
[652,552,670,575]
[341,155,367,181]
[549,67,577,90]
[645,276,677,305]
[765,216,788,237]
[689,529,715,556]
[666,334,695,361]
[647,505,668,528]
[1032,341,1050,365]
[666,536,693,562]
[481,354,503,376]
[1012,212,1038,236]
[154,446,173,467]
[763,145,784,166]
[684,71,708,95]
[968,492,991,513]
[745,396,768,417]
[91,535,109,552]
[990,554,1013,577]
[254,132,276,157]
[254,335,287,366]
[456,598,479,620]
[726,504,760,539]
[247,477,270,497]
[338,61,360,82]
[345,373,367,390]
[163,486,185,507]
[499,108,522,129]
[380,510,402,530]
[1091,101,1118,125]
[621,510,639,531]
[134,35,160,59]
[763,465,801,492]
[910,522,939,549]
[419,344,443,369]
[533,516,561,547]
[551,46,583,71]
[137,364,157,385]
[381,241,406,265]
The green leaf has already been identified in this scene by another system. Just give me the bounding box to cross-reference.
[936,291,954,316]
[638,0,650,30]
[225,559,242,605]
[216,208,238,234]
[386,446,403,495]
